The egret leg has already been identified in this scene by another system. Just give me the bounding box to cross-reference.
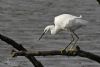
[61,32,75,53]
[70,31,79,49]
[63,32,75,50]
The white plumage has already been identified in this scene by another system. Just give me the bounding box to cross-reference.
[39,14,88,50]
[54,14,87,32]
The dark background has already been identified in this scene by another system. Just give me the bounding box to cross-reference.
[0,0,100,67]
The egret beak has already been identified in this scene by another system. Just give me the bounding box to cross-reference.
[38,31,46,40]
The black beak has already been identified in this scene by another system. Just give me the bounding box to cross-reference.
[38,31,45,40]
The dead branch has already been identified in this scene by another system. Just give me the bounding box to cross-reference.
[12,46,100,63]
[0,33,43,67]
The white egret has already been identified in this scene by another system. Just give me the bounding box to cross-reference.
[39,14,88,50]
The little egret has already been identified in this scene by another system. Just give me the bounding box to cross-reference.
[39,14,88,50]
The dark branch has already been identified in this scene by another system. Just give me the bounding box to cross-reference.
[12,46,100,63]
[0,34,43,67]
[78,49,100,63]
[97,0,100,4]
[11,49,77,57]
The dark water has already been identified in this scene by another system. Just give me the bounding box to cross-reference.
[0,0,100,67]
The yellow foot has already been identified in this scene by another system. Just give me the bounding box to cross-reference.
[11,49,17,57]
[67,48,77,56]
[60,48,68,54]
[68,48,77,51]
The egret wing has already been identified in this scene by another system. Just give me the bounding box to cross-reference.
[54,14,71,28]
[68,18,88,31]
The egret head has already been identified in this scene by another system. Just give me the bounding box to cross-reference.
[38,25,55,40]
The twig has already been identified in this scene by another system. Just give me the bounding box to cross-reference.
[0,34,43,67]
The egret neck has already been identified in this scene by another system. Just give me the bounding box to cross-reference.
[49,25,59,35]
